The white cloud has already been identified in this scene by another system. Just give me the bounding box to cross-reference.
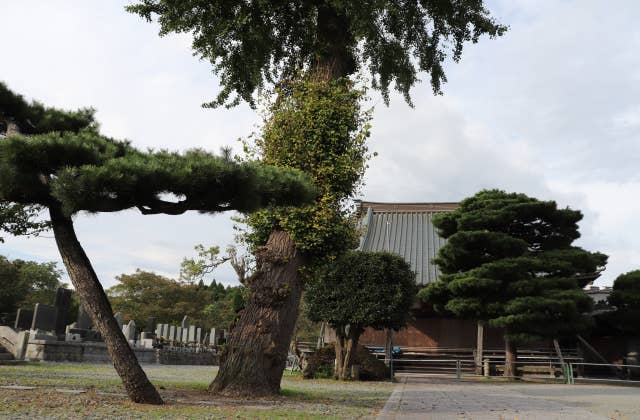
[2,0,639,289]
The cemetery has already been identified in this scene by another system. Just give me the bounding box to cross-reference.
[1,288,222,366]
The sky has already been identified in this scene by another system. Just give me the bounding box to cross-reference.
[1,0,638,289]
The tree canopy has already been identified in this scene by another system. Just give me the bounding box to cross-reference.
[608,270,640,336]
[107,270,245,331]
[420,190,607,344]
[127,0,507,107]
[0,202,49,243]
[306,250,415,379]
[0,81,96,135]
[307,251,416,330]
[0,256,65,317]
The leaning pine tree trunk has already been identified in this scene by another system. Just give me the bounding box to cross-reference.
[49,207,163,405]
[209,230,305,397]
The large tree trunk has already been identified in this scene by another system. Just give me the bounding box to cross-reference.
[314,4,355,79]
[504,337,518,378]
[209,230,305,397]
[49,206,163,405]
[334,325,363,380]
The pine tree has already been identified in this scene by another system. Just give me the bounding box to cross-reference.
[420,190,607,377]
[0,84,313,404]
[609,270,640,336]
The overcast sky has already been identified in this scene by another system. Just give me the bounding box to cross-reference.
[1,1,638,289]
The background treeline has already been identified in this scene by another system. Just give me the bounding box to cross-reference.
[106,270,246,331]
[0,256,67,319]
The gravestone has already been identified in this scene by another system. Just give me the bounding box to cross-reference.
[14,308,33,330]
[54,287,73,335]
[76,306,92,330]
[161,324,169,339]
[113,312,124,328]
[169,325,176,341]
[176,327,183,342]
[181,315,189,329]
[209,328,217,346]
[31,303,57,332]
[155,324,162,337]
[181,326,189,343]
[145,317,157,334]
[123,320,136,342]
[195,327,201,344]
[202,333,209,346]
[187,326,196,342]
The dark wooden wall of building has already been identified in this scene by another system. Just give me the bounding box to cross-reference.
[358,317,506,348]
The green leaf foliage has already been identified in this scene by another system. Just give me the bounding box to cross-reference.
[0,82,315,219]
[306,251,416,331]
[0,81,96,135]
[419,189,607,343]
[107,270,245,330]
[0,255,65,316]
[607,270,640,335]
[242,77,371,265]
[0,202,49,243]
[0,129,315,216]
[127,0,507,107]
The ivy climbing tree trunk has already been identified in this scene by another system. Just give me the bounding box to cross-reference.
[334,325,364,380]
[209,230,305,397]
[49,206,163,405]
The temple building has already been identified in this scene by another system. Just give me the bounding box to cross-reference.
[355,200,506,349]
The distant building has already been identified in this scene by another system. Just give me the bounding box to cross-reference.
[355,200,506,349]
[584,285,612,306]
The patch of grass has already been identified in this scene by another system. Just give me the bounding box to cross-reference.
[0,363,394,418]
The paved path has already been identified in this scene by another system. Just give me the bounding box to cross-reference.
[378,377,639,419]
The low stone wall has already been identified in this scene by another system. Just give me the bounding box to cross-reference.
[24,339,157,364]
[22,338,216,365]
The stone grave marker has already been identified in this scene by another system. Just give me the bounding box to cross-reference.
[14,308,33,330]
[181,315,189,329]
[195,327,202,344]
[209,328,217,346]
[113,312,124,328]
[155,324,162,337]
[169,325,176,341]
[54,287,73,335]
[188,326,196,342]
[76,306,92,330]
[123,320,136,341]
[181,327,189,343]
[162,324,169,339]
[145,317,157,334]
[31,303,57,332]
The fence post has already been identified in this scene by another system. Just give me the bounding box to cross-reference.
[569,363,574,384]
[456,359,461,381]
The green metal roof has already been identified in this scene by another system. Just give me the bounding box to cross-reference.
[357,201,457,286]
